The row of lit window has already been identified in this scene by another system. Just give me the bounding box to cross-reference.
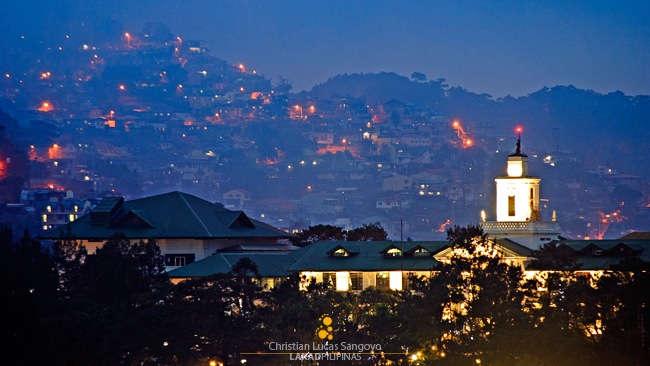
[46,205,79,213]
[42,214,77,223]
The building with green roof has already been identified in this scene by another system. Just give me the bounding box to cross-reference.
[41,191,293,269]
[166,239,539,291]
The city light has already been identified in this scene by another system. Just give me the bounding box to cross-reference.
[38,101,54,112]
[451,119,473,149]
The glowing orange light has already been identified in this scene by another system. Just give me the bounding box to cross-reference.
[119,85,125,91]
[38,101,53,112]
[465,138,473,146]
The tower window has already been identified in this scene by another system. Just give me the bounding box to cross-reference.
[508,196,516,216]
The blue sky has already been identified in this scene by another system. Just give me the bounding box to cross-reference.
[3,0,649,96]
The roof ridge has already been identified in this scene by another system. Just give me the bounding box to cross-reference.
[177,192,212,236]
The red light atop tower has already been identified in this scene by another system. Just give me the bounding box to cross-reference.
[515,126,523,134]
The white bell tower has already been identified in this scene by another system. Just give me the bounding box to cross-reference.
[482,129,561,249]
[495,134,541,222]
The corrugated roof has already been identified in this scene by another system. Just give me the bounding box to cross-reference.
[41,191,291,240]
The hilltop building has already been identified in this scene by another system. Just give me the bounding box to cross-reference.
[481,134,562,249]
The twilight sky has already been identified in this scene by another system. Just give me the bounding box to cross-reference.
[3,0,650,96]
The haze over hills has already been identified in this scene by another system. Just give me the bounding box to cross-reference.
[0,18,649,240]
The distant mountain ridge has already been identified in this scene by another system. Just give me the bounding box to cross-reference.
[304,72,650,177]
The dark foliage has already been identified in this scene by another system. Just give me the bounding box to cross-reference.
[528,241,582,270]
[291,222,389,247]
[1,225,649,365]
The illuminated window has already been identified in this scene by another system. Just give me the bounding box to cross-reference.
[413,248,430,257]
[350,273,363,291]
[42,214,48,223]
[385,248,402,257]
[164,254,195,267]
[69,214,75,222]
[46,206,52,213]
[323,272,337,288]
[376,272,390,290]
[402,272,414,290]
[333,248,349,257]
[508,196,516,216]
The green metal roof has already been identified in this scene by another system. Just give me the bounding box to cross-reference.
[528,239,650,270]
[167,252,296,278]
[41,191,291,240]
[289,241,448,272]
[166,253,232,278]
[223,253,297,277]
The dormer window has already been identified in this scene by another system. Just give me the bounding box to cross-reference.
[327,245,359,257]
[385,248,402,257]
[413,248,430,257]
[333,248,349,257]
[46,206,52,213]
